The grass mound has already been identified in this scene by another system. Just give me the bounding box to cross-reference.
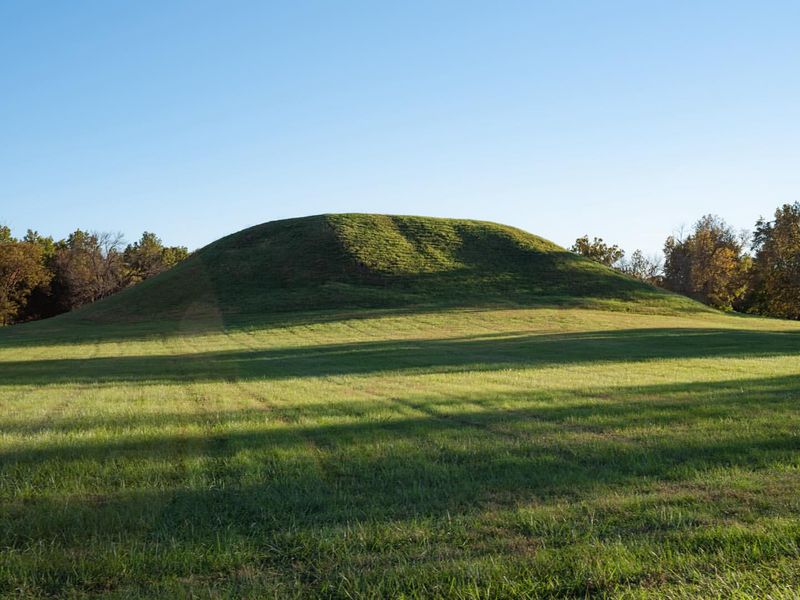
[63,214,698,326]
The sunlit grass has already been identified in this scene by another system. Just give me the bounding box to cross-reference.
[2,307,799,598]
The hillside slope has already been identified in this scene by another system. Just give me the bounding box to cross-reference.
[63,214,698,325]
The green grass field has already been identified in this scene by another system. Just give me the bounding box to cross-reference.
[2,216,799,598]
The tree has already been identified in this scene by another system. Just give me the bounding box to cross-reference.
[161,244,189,269]
[571,235,624,267]
[0,227,51,325]
[16,230,59,321]
[662,215,749,310]
[123,232,188,284]
[1,223,190,324]
[618,249,662,285]
[748,202,800,319]
[51,230,127,311]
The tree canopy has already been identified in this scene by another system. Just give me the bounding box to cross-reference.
[748,203,800,319]
[0,225,188,325]
[0,227,51,325]
[661,215,749,311]
[570,236,624,267]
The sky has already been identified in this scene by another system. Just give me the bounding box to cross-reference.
[2,1,799,255]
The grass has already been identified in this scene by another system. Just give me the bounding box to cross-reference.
[2,305,800,598]
[1,215,798,597]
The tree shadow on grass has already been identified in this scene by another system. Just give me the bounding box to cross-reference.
[2,373,799,548]
[3,370,799,436]
[2,327,799,387]
[0,305,445,349]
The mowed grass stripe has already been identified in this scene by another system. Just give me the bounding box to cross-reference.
[2,307,800,597]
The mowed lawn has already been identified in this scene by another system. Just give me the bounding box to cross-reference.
[1,307,800,598]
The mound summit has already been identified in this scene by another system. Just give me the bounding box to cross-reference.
[69,214,694,324]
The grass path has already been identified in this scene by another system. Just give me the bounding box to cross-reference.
[1,307,800,598]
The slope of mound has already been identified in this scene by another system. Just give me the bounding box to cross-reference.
[62,214,699,324]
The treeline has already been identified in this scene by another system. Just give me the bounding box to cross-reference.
[0,228,187,325]
[573,202,800,319]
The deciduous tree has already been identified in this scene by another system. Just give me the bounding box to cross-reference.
[51,230,126,310]
[571,235,624,267]
[662,215,749,310]
[123,232,188,284]
[618,250,662,285]
[0,227,51,325]
[748,202,800,319]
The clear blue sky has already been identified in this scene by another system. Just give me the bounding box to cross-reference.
[2,1,799,255]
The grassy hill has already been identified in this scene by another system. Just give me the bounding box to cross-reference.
[60,214,698,327]
[2,215,799,598]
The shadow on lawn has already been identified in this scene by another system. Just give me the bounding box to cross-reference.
[0,293,702,350]
[2,327,799,386]
[2,372,798,436]
[2,373,799,548]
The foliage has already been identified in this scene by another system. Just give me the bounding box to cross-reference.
[16,231,58,322]
[570,235,624,267]
[0,227,51,325]
[0,226,188,325]
[662,215,749,310]
[123,232,188,284]
[748,202,800,319]
[617,249,662,285]
[51,230,127,311]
